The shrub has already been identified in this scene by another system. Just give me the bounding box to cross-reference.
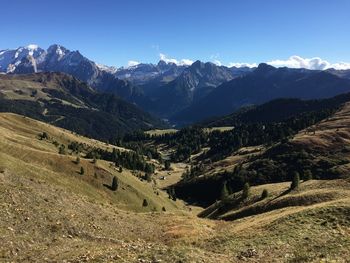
[164,160,171,170]
[145,173,152,182]
[39,132,49,140]
[220,181,229,200]
[58,144,66,155]
[80,167,85,175]
[162,206,166,212]
[242,182,250,199]
[111,176,118,191]
[119,167,123,173]
[261,189,269,199]
[290,171,300,190]
[303,170,312,181]
[142,199,148,207]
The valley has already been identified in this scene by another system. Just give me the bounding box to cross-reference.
[1,111,350,262]
[1,43,350,262]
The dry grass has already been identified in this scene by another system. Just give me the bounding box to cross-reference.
[1,113,350,262]
[145,129,178,136]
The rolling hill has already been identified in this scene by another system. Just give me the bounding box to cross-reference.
[1,112,350,262]
[0,72,165,141]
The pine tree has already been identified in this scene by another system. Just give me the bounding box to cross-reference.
[303,170,312,181]
[164,160,171,170]
[220,181,229,201]
[261,189,268,199]
[290,172,300,190]
[242,182,250,199]
[111,176,118,191]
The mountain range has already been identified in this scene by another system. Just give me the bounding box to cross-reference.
[2,44,350,126]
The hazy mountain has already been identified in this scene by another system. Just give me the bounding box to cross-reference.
[115,60,187,87]
[326,68,350,79]
[200,94,350,128]
[173,64,350,124]
[140,60,252,117]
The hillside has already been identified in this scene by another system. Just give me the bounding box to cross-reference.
[200,93,350,127]
[0,72,165,141]
[173,64,350,124]
[173,100,350,206]
[1,113,350,262]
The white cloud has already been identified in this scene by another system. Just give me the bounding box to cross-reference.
[323,62,350,70]
[228,62,258,68]
[127,60,140,67]
[212,60,222,66]
[159,53,193,66]
[266,56,350,70]
[226,56,350,70]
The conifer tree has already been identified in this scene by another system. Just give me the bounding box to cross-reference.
[111,176,118,191]
[220,181,229,200]
[242,182,250,199]
[290,172,300,190]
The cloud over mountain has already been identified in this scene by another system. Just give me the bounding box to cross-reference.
[266,56,350,70]
[159,53,193,66]
[226,56,350,70]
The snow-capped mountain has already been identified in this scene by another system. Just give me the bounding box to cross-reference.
[0,45,45,73]
[115,60,188,86]
[0,44,140,101]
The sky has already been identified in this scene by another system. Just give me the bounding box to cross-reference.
[1,0,350,69]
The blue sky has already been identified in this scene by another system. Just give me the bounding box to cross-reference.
[1,0,350,68]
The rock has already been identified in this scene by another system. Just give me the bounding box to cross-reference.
[237,248,258,259]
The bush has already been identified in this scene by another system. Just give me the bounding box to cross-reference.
[242,182,250,199]
[119,167,123,173]
[39,132,49,140]
[164,160,171,170]
[111,176,118,191]
[142,199,148,207]
[80,167,85,175]
[303,170,312,181]
[162,206,166,212]
[58,144,66,155]
[290,171,300,190]
[145,173,152,182]
[220,182,229,200]
[261,189,269,199]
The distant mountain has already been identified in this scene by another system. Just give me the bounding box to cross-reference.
[173,64,350,124]
[0,44,141,101]
[115,60,187,87]
[140,60,252,117]
[326,68,350,79]
[0,72,165,141]
[200,95,350,128]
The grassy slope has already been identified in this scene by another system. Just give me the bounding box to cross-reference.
[1,113,350,262]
